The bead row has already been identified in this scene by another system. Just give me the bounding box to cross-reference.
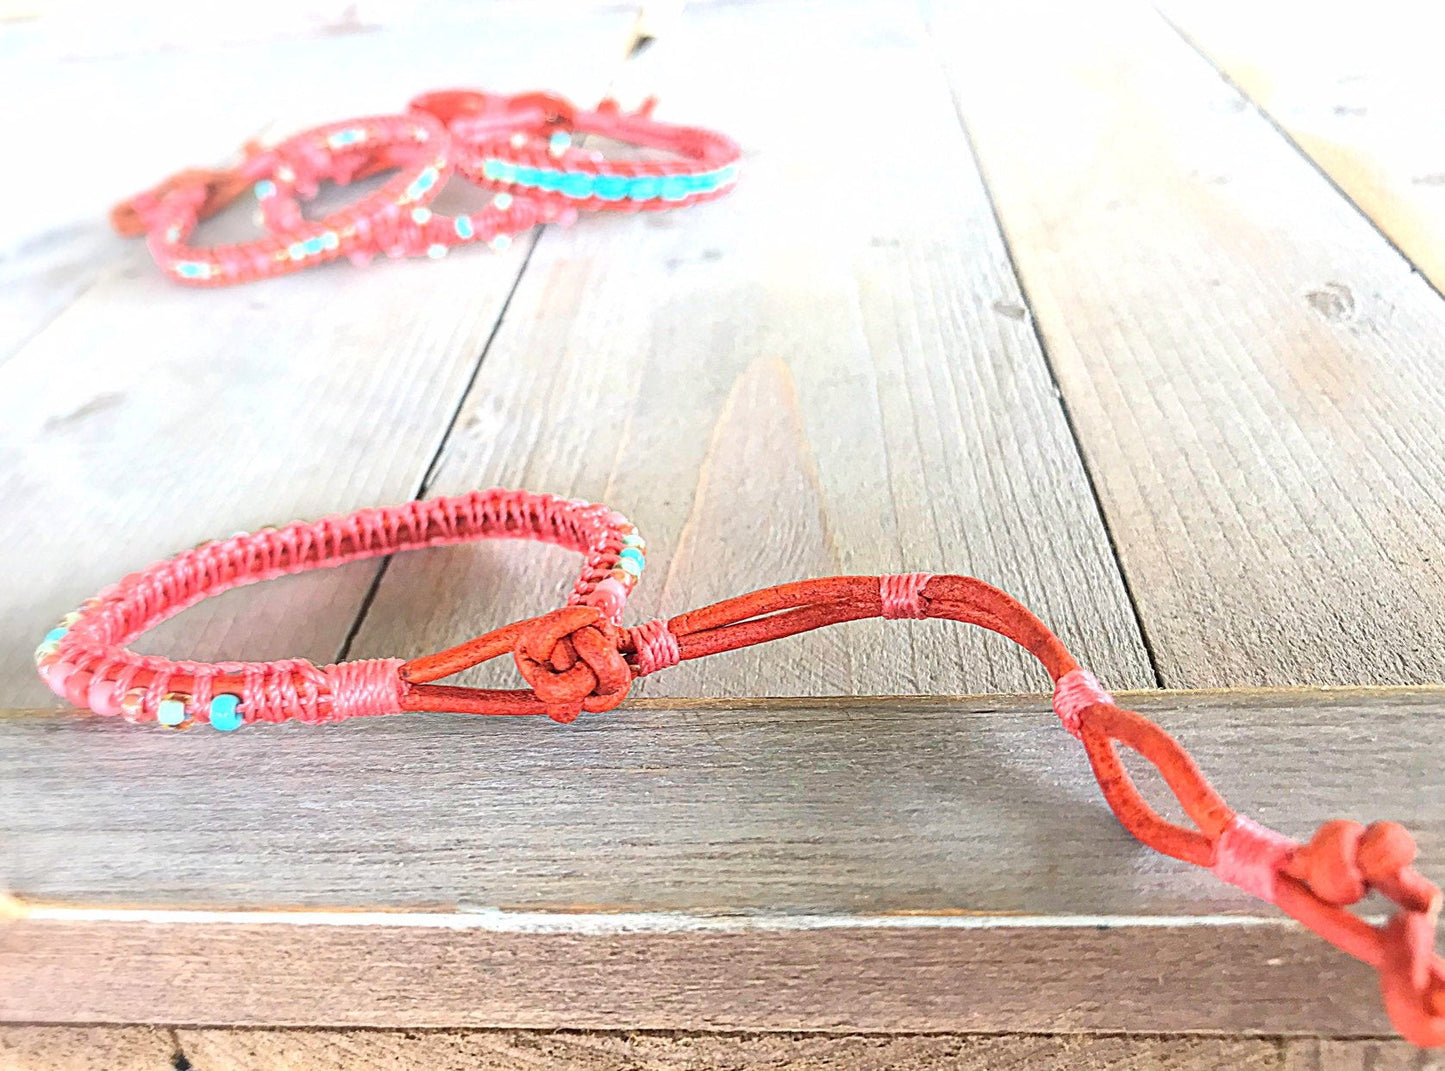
[478,158,739,203]
[119,90,740,287]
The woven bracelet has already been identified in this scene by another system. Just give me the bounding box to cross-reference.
[112,89,740,285]
[33,488,1445,1047]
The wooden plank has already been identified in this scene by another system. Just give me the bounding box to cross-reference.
[1282,1038,1436,1070]
[1160,0,1445,294]
[0,1027,176,1071]
[2,687,1440,1034]
[9,687,1440,912]
[175,1028,1287,1070]
[930,0,1445,688]
[0,11,632,707]
[0,916,1395,1035]
[344,0,1156,698]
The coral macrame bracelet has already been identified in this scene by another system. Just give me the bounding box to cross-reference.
[112,89,740,285]
[35,489,1445,1047]
[411,89,741,211]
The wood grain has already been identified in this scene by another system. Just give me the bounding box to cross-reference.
[0,1027,175,1071]
[344,0,1155,698]
[2,687,1441,1034]
[0,916,1396,1035]
[7,688,1439,912]
[1160,0,1445,293]
[176,1028,1287,1070]
[0,11,632,708]
[1282,1038,1445,1070]
[933,0,1445,687]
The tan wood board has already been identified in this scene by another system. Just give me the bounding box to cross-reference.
[0,11,633,708]
[344,0,1156,699]
[932,0,1445,688]
[0,1027,176,1071]
[1159,0,1445,294]
[174,1028,1289,1070]
[4,1027,1432,1070]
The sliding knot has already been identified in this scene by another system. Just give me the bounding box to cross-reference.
[322,658,407,721]
[630,618,680,677]
[1051,668,1112,738]
[514,606,632,723]
[879,573,931,619]
[1211,815,1296,902]
[1286,820,1429,910]
[110,166,254,238]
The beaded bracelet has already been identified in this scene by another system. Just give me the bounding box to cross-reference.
[33,489,1445,1047]
[115,113,456,285]
[411,90,741,211]
[112,90,740,285]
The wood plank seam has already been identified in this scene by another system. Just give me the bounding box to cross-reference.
[331,229,546,664]
[923,12,1166,690]
[1153,5,1445,307]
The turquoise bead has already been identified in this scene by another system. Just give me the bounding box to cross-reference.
[253,179,277,200]
[156,696,188,726]
[617,547,646,574]
[592,175,628,201]
[42,627,67,645]
[659,175,691,201]
[209,694,244,731]
[627,176,662,201]
[621,533,646,549]
[560,172,592,198]
[481,159,507,182]
[549,130,572,155]
[454,215,475,240]
[176,261,210,279]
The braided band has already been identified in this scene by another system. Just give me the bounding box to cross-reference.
[412,90,741,212]
[34,490,645,728]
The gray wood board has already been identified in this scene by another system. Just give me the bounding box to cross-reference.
[343,0,1156,698]
[0,918,1397,1035]
[933,0,1445,687]
[3,688,1440,914]
[0,11,633,708]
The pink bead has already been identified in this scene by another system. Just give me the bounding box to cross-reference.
[588,577,628,622]
[42,659,77,699]
[63,668,94,708]
[87,676,124,717]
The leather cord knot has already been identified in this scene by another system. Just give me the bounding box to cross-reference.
[513,606,632,723]
[110,158,260,238]
[1285,820,1432,910]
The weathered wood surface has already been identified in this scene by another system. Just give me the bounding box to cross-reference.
[1160,0,1445,293]
[8,687,1439,912]
[933,0,1445,688]
[5,1027,1435,1070]
[174,1028,1288,1070]
[344,0,1155,699]
[0,11,633,709]
[0,916,1398,1034]
[0,1027,176,1071]
[3,687,1441,1034]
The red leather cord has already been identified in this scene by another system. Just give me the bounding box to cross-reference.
[396,572,1444,1046]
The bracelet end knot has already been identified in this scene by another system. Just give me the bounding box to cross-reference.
[514,606,632,723]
